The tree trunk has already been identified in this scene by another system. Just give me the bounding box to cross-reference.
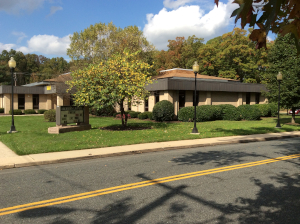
[119,99,127,127]
[291,107,296,124]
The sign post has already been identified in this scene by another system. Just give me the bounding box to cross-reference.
[48,106,91,134]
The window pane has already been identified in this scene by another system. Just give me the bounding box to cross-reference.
[18,94,25,109]
[33,94,39,109]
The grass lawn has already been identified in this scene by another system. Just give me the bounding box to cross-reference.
[0,115,300,155]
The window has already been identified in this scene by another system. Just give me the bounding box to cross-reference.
[144,98,149,111]
[33,94,39,109]
[18,94,25,109]
[193,91,199,106]
[246,93,250,105]
[179,91,185,110]
[154,91,159,104]
[255,93,260,104]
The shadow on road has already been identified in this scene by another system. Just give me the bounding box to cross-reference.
[15,139,300,223]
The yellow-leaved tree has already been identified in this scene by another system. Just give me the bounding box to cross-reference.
[67,49,153,127]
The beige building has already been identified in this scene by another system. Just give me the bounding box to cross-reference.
[0,73,72,114]
[0,69,268,115]
[130,68,268,115]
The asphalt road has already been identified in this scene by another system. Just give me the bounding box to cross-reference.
[1,138,300,224]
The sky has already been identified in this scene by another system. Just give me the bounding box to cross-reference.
[0,0,276,60]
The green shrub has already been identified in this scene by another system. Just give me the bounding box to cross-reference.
[238,105,261,120]
[37,109,47,114]
[152,100,174,121]
[178,105,223,122]
[252,104,270,117]
[24,109,36,114]
[0,108,4,113]
[90,105,116,116]
[128,111,141,118]
[195,105,216,122]
[148,112,154,120]
[9,109,22,115]
[144,112,153,119]
[44,109,56,122]
[138,112,148,120]
[219,104,241,121]
[268,103,278,117]
[212,105,223,120]
[178,107,194,122]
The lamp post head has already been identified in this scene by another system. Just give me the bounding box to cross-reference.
[8,57,16,68]
[193,61,199,73]
[277,72,283,81]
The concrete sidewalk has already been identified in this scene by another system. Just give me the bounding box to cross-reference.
[1,131,300,170]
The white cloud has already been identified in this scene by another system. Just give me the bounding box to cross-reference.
[163,0,195,9]
[17,34,71,55]
[12,31,27,43]
[143,0,238,50]
[0,43,16,52]
[47,6,63,17]
[267,36,273,42]
[0,34,71,56]
[0,0,45,14]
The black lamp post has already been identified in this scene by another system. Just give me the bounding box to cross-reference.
[191,61,199,134]
[276,72,282,128]
[7,57,17,133]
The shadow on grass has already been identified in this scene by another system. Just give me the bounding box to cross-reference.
[99,122,177,131]
[211,126,298,136]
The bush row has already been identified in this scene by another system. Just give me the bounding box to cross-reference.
[44,109,56,122]
[178,103,278,122]
[0,108,4,113]
[8,109,48,115]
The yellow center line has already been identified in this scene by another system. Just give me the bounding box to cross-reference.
[1,153,299,216]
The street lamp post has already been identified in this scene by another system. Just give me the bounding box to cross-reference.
[191,61,199,134]
[7,57,17,133]
[276,72,282,128]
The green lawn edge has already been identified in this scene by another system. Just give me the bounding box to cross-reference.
[0,115,299,155]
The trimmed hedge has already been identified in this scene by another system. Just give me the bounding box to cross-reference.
[252,104,270,117]
[138,112,148,120]
[24,109,36,114]
[128,111,141,118]
[9,109,22,115]
[0,108,4,113]
[90,105,116,116]
[218,104,241,121]
[148,112,154,120]
[238,104,261,120]
[178,105,223,122]
[44,109,56,122]
[37,109,47,114]
[178,107,194,122]
[152,100,174,121]
[268,103,278,117]
[144,112,153,119]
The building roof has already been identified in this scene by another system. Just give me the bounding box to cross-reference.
[153,68,239,82]
[22,72,72,87]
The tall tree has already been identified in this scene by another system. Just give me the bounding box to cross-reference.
[198,27,269,83]
[261,33,300,124]
[67,50,153,127]
[154,35,204,73]
[215,0,300,53]
[67,22,155,70]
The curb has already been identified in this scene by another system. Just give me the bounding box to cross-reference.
[1,132,300,170]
